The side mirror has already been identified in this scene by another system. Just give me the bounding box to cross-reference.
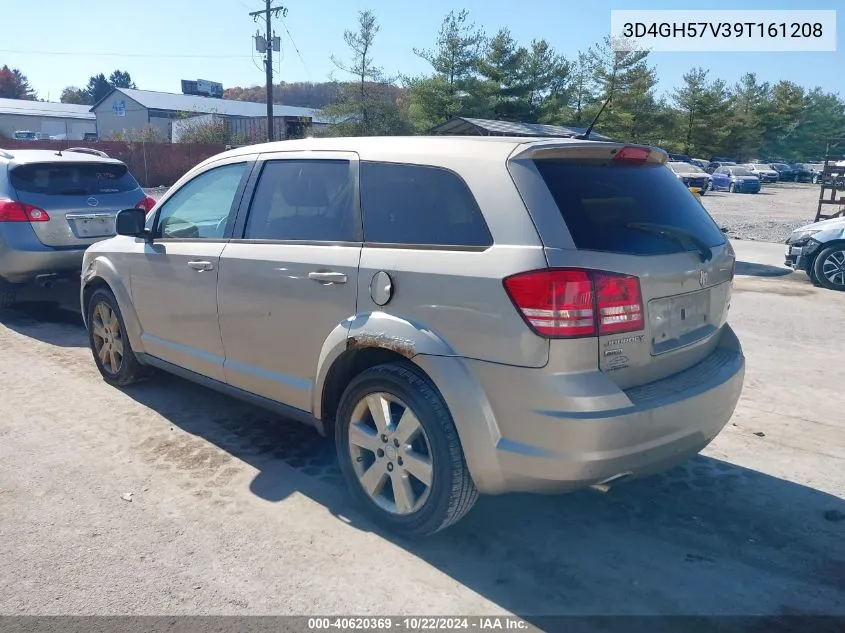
[116,208,148,238]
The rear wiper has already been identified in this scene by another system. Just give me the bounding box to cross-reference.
[626,222,713,262]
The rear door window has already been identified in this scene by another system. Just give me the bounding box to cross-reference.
[534,159,726,256]
[360,161,492,248]
[244,159,357,242]
[10,162,139,196]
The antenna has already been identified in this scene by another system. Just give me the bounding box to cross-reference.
[576,97,611,140]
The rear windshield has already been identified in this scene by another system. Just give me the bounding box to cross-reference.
[10,162,139,196]
[534,159,726,256]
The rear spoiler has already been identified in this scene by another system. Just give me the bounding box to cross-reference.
[65,147,109,158]
[509,140,668,164]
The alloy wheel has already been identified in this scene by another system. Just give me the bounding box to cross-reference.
[347,392,434,515]
[821,249,845,287]
[91,301,125,375]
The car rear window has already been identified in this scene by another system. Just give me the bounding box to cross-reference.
[534,159,726,256]
[10,162,139,196]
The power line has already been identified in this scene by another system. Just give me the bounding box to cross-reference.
[0,49,252,59]
[280,20,311,80]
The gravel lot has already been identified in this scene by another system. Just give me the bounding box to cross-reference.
[700,182,832,244]
[1,241,843,621]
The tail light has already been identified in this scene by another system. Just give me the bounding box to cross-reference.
[0,199,50,222]
[136,195,157,212]
[503,269,644,338]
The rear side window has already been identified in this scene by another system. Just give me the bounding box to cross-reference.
[534,160,726,256]
[360,161,492,248]
[10,162,139,195]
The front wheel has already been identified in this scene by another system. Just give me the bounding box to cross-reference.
[335,362,478,537]
[813,245,845,291]
[87,287,148,386]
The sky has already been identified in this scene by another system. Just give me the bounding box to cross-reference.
[2,0,843,102]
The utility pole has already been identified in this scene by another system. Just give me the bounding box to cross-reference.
[250,1,285,142]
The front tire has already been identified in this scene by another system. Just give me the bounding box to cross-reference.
[86,287,147,386]
[813,245,845,291]
[335,362,478,537]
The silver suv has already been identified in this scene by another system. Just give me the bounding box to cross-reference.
[81,137,745,536]
[0,147,154,307]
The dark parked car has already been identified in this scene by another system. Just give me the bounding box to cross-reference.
[790,163,815,183]
[706,161,736,174]
[770,163,796,182]
[667,153,692,163]
[710,166,761,193]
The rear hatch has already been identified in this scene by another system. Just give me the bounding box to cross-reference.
[9,160,144,247]
[508,142,735,389]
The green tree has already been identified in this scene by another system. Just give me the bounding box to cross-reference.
[85,73,112,104]
[567,52,593,125]
[476,28,526,120]
[60,86,90,105]
[585,37,653,139]
[408,10,485,127]
[108,70,136,89]
[793,89,845,159]
[520,39,570,123]
[323,10,411,136]
[672,67,727,157]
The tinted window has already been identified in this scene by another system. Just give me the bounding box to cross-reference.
[534,159,726,256]
[156,163,246,239]
[244,160,355,242]
[10,162,139,195]
[360,162,492,247]
[731,167,752,176]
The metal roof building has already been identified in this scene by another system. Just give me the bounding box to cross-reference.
[430,116,610,141]
[0,98,96,140]
[90,87,328,142]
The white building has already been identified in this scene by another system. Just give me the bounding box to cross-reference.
[0,99,97,140]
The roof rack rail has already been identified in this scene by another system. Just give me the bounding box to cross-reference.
[65,147,109,158]
[0,149,13,159]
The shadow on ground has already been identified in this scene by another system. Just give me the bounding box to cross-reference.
[115,371,845,621]
[6,303,845,623]
[735,261,794,278]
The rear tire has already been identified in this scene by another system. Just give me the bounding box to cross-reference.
[335,361,478,537]
[86,287,147,386]
[813,245,845,292]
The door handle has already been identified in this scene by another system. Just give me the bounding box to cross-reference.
[187,260,214,272]
[308,271,347,284]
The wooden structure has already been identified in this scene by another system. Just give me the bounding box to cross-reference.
[815,138,845,222]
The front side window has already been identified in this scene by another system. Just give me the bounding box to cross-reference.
[359,161,492,247]
[244,159,356,242]
[155,163,247,239]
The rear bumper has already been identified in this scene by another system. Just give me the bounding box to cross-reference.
[461,326,745,494]
[0,224,86,284]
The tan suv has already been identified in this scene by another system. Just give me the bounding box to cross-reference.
[81,137,745,536]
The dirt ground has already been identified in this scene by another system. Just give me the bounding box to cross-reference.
[0,241,843,622]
